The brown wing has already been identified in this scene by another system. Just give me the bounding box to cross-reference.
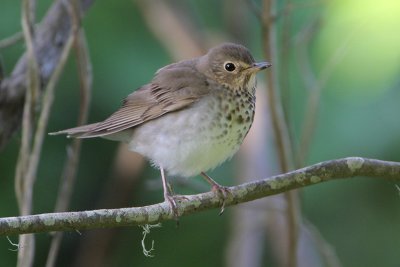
[50,62,211,138]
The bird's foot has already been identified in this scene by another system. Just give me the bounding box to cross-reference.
[212,184,232,215]
[164,184,189,224]
[201,172,232,215]
[164,192,179,220]
[161,168,182,223]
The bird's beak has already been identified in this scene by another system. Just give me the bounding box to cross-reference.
[251,62,272,72]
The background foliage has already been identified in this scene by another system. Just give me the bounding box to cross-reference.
[0,0,399,266]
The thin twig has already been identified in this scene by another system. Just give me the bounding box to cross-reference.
[16,0,39,265]
[15,0,80,265]
[0,157,399,236]
[135,0,205,59]
[295,19,354,166]
[293,19,343,267]
[294,19,321,166]
[16,0,39,214]
[45,7,91,266]
[261,1,299,266]
[279,6,302,265]
[303,219,342,267]
[261,0,293,174]
[49,0,85,216]
[279,0,292,129]
[22,1,78,217]
[0,32,24,50]
[0,0,95,151]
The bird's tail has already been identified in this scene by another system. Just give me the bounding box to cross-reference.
[49,123,101,138]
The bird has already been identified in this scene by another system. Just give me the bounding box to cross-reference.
[50,42,271,216]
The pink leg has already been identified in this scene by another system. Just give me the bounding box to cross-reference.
[201,172,231,215]
[161,167,179,218]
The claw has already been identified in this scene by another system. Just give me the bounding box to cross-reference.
[201,172,232,215]
[164,192,179,220]
[212,185,232,215]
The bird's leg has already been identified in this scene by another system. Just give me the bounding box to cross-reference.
[160,167,179,219]
[201,172,232,215]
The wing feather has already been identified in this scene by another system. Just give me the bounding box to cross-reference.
[50,62,211,138]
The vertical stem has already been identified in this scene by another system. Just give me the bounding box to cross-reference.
[46,21,92,267]
[262,1,294,171]
[16,0,39,266]
[262,1,299,267]
[16,0,80,266]
[279,0,296,153]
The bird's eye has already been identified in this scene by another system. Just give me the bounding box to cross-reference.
[224,62,236,72]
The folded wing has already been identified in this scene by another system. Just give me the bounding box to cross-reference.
[50,63,211,138]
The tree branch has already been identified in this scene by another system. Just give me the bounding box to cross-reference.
[0,157,399,236]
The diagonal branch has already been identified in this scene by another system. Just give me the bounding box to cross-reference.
[0,157,399,236]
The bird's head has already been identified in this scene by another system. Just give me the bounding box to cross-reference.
[199,43,271,91]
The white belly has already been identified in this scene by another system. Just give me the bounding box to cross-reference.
[127,94,253,177]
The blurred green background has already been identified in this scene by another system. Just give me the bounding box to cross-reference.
[1,0,400,266]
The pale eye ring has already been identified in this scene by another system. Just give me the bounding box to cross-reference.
[224,62,236,72]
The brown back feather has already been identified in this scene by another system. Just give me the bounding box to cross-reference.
[51,61,211,138]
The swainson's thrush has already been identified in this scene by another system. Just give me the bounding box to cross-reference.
[51,43,271,215]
